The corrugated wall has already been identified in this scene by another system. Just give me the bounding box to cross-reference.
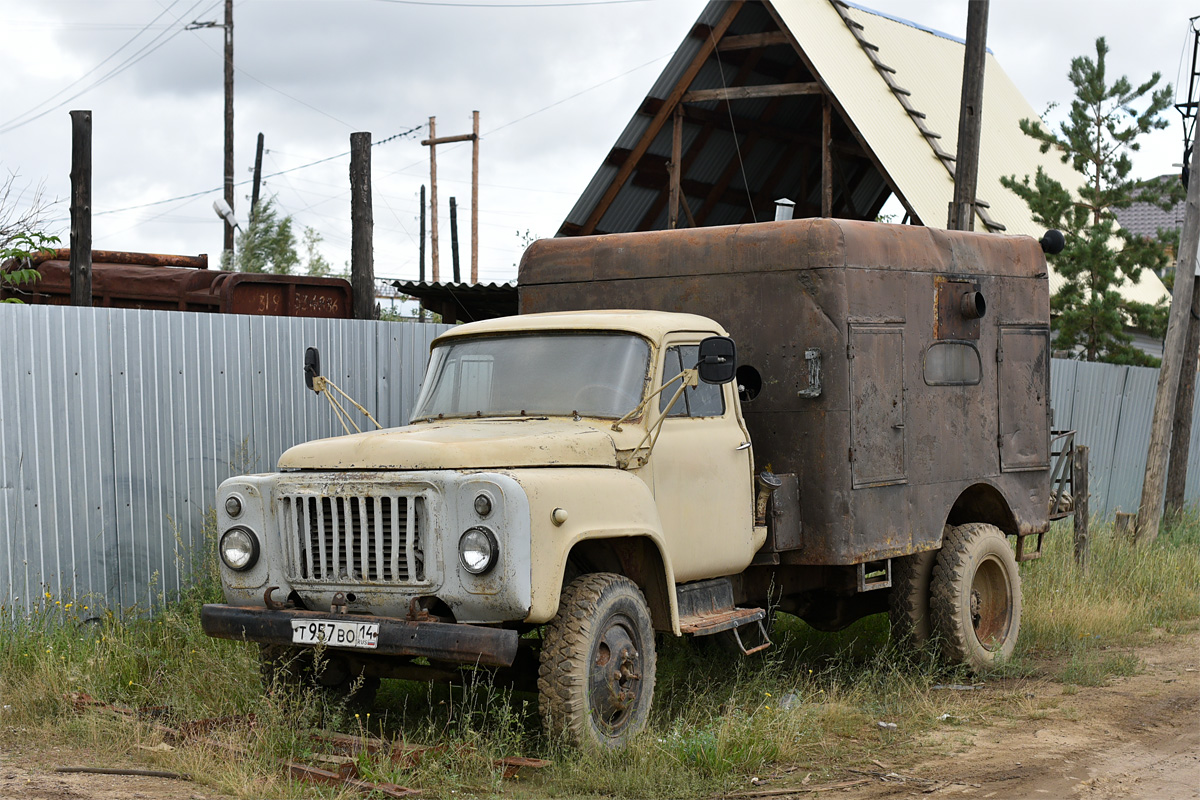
[1,303,1196,612]
[0,305,448,614]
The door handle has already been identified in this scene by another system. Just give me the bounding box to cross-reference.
[892,423,905,430]
[736,442,752,451]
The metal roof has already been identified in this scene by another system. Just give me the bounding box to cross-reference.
[557,0,1169,306]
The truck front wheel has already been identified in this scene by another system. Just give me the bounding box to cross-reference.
[930,523,1022,671]
[538,573,657,749]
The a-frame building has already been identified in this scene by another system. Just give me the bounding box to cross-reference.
[558,0,1167,304]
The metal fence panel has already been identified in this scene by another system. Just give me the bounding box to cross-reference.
[4,300,1197,611]
[1105,366,1160,518]
[0,304,448,613]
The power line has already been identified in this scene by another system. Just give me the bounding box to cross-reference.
[172,5,358,130]
[0,1,218,135]
[76,123,425,220]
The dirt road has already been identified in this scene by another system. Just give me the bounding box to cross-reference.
[830,631,1200,800]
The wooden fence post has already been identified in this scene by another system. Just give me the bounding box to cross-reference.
[1073,445,1089,569]
[69,109,92,307]
[349,132,375,320]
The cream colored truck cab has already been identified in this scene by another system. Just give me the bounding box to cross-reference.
[202,310,770,748]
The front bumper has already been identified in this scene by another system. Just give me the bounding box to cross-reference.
[201,604,518,667]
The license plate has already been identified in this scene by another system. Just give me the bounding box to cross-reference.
[291,619,380,650]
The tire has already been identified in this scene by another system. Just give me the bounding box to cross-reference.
[538,573,657,749]
[888,541,941,647]
[259,644,380,709]
[930,523,1022,671]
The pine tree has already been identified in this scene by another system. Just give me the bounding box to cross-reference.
[236,197,300,275]
[1002,37,1182,365]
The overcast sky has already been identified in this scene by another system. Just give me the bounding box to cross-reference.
[1,0,1196,289]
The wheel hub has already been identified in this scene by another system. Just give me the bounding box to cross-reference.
[589,618,643,733]
[971,556,1012,651]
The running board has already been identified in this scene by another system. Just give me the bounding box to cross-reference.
[675,577,772,654]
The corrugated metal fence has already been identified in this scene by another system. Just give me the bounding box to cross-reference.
[0,304,448,614]
[1050,358,1200,519]
[2,304,1198,613]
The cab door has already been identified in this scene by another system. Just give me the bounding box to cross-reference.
[649,337,756,583]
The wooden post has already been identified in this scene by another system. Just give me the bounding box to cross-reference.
[668,107,683,230]
[471,110,479,284]
[948,0,989,231]
[222,0,235,260]
[69,109,92,307]
[419,185,427,283]
[250,132,264,226]
[449,196,461,283]
[427,116,439,282]
[821,96,832,218]
[1165,276,1200,515]
[349,132,375,320]
[1137,142,1200,542]
[1073,445,1089,569]
[418,184,426,322]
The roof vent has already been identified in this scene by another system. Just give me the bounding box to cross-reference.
[774,198,795,222]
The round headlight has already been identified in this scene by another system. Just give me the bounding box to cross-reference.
[473,492,493,518]
[224,495,243,518]
[458,526,498,575]
[220,527,259,571]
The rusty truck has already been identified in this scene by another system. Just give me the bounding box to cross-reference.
[202,217,1067,748]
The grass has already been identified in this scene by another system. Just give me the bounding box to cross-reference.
[1,511,1197,798]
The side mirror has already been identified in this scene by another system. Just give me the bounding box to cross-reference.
[304,347,321,391]
[697,336,736,384]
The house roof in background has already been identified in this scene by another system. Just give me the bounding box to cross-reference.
[1115,174,1187,239]
[558,0,1168,306]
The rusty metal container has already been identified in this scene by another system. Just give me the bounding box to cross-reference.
[518,218,1051,566]
[2,250,353,318]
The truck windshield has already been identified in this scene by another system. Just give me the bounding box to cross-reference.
[411,333,651,421]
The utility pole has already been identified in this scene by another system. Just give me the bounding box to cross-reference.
[250,132,264,224]
[948,0,989,231]
[1165,282,1200,514]
[1137,141,1200,543]
[350,132,375,320]
[223,0,234,262]
[423,113,480,282]
[69,109,92,307]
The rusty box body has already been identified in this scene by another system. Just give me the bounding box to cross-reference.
[518,218,1051,566]
[3,252,352,319]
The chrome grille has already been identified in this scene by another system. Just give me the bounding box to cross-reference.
[279,493,426,583]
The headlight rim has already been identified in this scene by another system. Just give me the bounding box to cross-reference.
[458,526,499,575]
[219,526,260,571]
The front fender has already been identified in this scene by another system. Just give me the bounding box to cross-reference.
[504,468,679,632]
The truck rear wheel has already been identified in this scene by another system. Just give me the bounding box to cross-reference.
[888,537,943,648]
[538,573,656,749]
[930,523,1022,671]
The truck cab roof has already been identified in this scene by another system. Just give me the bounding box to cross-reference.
[434,309,728,345]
